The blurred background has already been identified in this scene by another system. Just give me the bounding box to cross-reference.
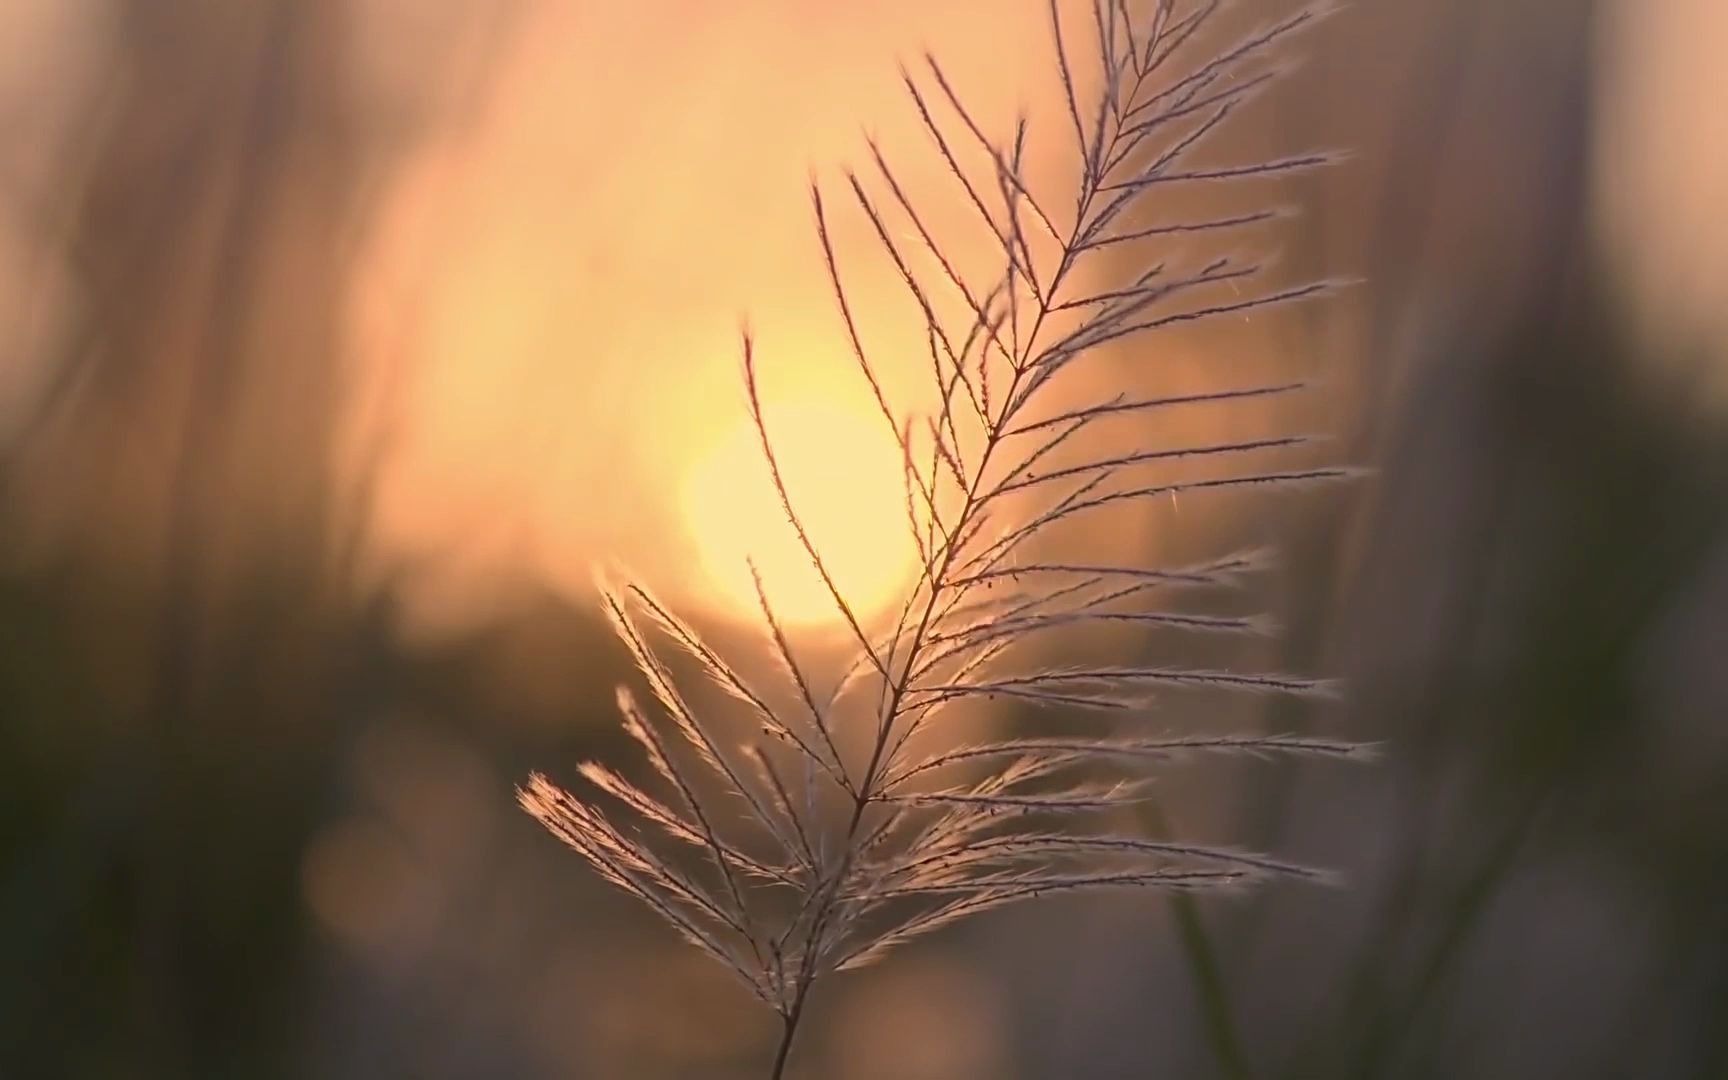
[1,0,1725,1077]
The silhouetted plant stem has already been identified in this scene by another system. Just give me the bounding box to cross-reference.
[770,999,806,1080]
[769,360,1024,1079]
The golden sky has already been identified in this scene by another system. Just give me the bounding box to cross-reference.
[4,0,1721,637]
[356,1,1059,633]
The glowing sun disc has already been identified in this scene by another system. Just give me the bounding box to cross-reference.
[679,400,916,628]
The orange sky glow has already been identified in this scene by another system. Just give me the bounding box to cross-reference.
[354,1,1059,634]
[3,0,1717,639]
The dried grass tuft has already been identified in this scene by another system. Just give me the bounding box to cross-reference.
[522,3,1363,1074]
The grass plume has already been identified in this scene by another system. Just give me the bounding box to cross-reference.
[520,3,1364,1074]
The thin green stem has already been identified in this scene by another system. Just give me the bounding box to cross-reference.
[1172,894,1255,1080]
[1147,801,1254,1080]
[1343,794,1544,1080]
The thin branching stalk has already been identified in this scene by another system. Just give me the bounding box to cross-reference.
[520,4,1367,1076]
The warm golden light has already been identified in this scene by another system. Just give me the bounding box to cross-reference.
[679,398,917,628]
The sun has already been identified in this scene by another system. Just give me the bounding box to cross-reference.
[679,398,918,628]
